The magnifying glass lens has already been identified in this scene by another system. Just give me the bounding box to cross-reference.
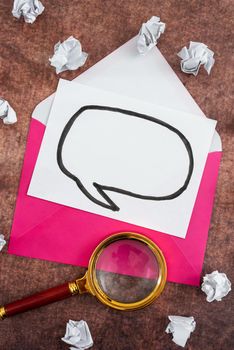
[95,239,159,304]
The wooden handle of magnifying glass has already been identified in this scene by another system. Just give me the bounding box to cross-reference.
[0,279,85,319]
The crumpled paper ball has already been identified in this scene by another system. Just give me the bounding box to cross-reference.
[165,315,196,348]
[61,320,93,350]
[0,234,6,251]
[0,98,17,125]
[201,270,231,302]
[49,36,88,74]
[137,16,166,54]
[12,0,44,24]
[177,41,215,76]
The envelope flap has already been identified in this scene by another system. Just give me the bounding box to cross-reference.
[32,36,222,151]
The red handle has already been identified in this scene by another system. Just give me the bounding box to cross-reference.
[3,283,72,318]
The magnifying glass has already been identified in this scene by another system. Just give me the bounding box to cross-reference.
[0,232,167,319]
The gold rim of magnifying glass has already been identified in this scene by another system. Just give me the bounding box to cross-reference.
[86,232,167,311]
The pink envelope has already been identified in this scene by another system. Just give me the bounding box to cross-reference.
[8,117,221,286]
[8,37,222,286]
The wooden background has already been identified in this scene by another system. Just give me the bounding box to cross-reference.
[0,1,233,349]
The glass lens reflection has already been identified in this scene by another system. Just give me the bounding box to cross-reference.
[95,239,159,303]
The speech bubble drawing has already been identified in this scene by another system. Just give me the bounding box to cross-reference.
[57,105,194,212]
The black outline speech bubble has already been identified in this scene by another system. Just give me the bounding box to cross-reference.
[57,105,194,212]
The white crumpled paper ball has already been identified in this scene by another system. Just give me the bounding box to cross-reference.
[137,16,166,54]
[49,36,88,74]
[61,320,93,350]
[0,234,6,251]
[201,270,231,302]
[0,98,17,125]
[12,0,44,24]
[177,41,215,76]
[165,315,196,348]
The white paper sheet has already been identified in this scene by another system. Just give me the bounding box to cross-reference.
[28,79,216,238]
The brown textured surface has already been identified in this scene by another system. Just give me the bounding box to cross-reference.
[0,0,233,349]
